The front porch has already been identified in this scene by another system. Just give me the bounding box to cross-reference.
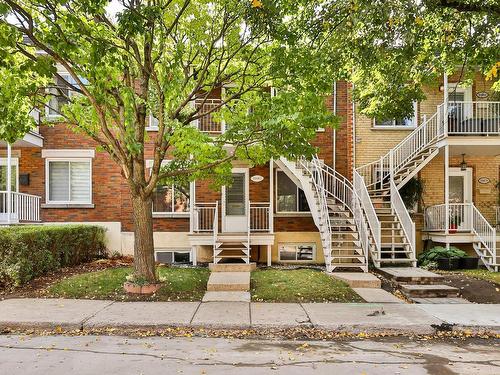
[1,121,43,225]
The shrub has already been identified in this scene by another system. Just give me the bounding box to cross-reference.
[0,225,106,288]
[418,246,467,267]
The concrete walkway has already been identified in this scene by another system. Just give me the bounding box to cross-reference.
[1,298,499,334]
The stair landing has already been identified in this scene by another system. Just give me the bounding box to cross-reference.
[377,267,443,284]
[207,272,250,292]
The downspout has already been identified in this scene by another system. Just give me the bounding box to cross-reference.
[352,83,356,177]
[333,81,337,170]
[6,143,12,224]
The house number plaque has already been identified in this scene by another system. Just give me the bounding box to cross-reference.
[478,177,490,184]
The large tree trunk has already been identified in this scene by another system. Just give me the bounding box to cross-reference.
[131,193,157,283]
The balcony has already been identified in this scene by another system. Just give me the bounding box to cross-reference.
[0,191,41,224]
[194,98,224,134]
[446,101,500,135]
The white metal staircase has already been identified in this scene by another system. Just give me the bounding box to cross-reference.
[277,156,369,272]
[357,102,498,270]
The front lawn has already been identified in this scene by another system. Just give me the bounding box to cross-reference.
[250,268,363,303]
[48,266,209,301]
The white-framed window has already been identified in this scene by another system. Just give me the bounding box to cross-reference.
[148,160,191,216]
[0,158,19,192]
[155,249,192,264]
[46,73,88,119]
[275,170,310,213]
[373,102,418,129]
[147,113,159,131]
[278,243,316,262]
[45,158,92,204]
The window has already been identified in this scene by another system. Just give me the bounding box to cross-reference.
[279,243,315,261]
[47,74,87,118]
[46,160,92,204]
[155,250,191,264]
[276,170,309,212]
[373,102,417,128]
[226,173,245,215]
[0,159,18,191]
[152,180,190,214]
[147,113,159,131]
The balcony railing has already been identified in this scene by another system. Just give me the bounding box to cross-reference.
[194,98,223,133]
[192,201,272,233]
[447,101,500,135]
[0,191,41,223]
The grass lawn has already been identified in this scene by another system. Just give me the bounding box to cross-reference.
[453,269,500,285]
[250,268,363,303]
[48,266,210,301]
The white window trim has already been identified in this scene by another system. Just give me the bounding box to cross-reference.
[146,113,159,131]
[42,149,95,158]
[45,72,74,120]
[44,157,93,206]
[372,102,418,129]
[154,248,192,264]
[278,243,316,262]
[0,158,19,192]
[148,160,193,217]
[275,169,310,215]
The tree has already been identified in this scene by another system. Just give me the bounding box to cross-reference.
[0,0,335,283]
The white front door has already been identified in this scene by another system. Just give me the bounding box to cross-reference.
[222,168,249,232]
[449,167,473,230]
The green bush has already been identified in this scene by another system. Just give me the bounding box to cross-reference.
[0,225,106,288]
[418,246,467,267]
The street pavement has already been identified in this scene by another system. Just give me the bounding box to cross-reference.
[0,334,498,374]
[1,298,500,334]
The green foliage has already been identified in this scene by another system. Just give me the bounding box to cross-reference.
[418,246,467,266]
[400,178,425,211]
[0,225,106,288]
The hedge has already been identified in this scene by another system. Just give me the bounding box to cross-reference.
[0,225,107,288]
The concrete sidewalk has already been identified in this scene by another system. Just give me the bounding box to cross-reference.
[1,298,499,334]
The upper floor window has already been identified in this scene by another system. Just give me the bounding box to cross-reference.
[46,159,92,204]
[276,170,309,213]
[47,74,87,118]
[373,102,417,128]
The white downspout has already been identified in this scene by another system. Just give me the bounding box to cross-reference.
[6,143,12,224]
[444,144,450,249]
[443,72,449,137]
[352,84,356,176]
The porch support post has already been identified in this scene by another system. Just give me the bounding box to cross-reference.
[191,245,197,266]
[444,144,450,249]
[6,143,12,224]
[443,72,449,137]
[269,158,274,233]
[267,244,271,267]
[189,181,195,233]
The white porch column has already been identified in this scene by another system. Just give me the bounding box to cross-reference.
[269,158,274,233]
[443,72,449,137]
[267,244,271,267]
[191,245,197,266]
[6,143,12,224]
[444,144,450,249]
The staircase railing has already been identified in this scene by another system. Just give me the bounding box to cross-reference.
[390,178,416,258]
[354,170,381,260]
[357,104,445,190]
[471,205,496,267]
[297,157,333,269]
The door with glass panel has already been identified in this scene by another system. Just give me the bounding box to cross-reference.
[222,169,248,232]
[449,167,472,231]
[0,159,18,221]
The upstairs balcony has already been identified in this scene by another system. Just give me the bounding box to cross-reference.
[446,101,500,135]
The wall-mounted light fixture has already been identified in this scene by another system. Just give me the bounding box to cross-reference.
[460,153,467,171]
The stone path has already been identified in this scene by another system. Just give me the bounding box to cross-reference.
[1,298,499,334]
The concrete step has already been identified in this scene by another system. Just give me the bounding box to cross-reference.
[202,291,251,302]
[411,297,471,304]
[209,263,256,272]
[377,267,443,284]
[400,284,459,298]
[331,273,381,288]
[207,272,250,292]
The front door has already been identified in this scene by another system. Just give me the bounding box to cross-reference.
[222,168,249,232]
[449,167,473,230]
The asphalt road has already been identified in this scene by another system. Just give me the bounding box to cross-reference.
[0,334,499,374]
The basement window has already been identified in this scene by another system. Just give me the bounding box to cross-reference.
[278,243,315,262]
[154,249,192,264]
